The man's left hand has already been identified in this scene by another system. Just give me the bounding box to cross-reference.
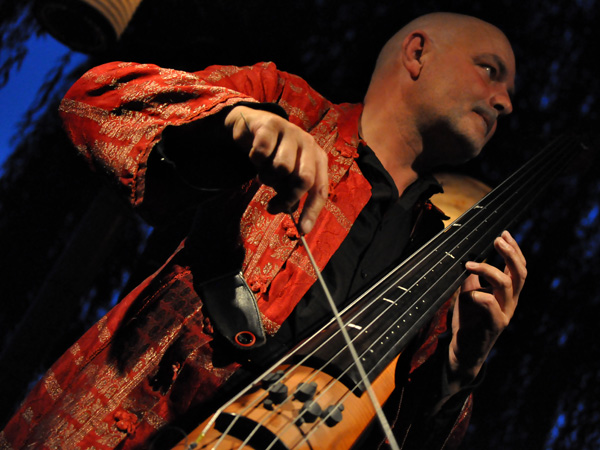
[448,230,527,386]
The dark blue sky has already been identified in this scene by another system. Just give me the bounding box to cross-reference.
[0,34,86,171]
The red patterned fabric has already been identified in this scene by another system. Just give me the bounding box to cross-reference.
[0,62,470,449]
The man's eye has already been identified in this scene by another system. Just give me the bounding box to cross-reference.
[481,65,497,79]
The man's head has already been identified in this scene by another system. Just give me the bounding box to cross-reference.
[363,12,515,169]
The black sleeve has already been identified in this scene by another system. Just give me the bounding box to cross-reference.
[391,333,484,450]
[158,102,288,190]
[139,102,287,225]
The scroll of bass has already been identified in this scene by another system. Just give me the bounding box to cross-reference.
[172,173,490,450]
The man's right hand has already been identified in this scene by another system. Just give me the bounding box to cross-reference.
[224,105,329,235]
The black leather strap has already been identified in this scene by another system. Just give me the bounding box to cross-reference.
[199,271,266,350]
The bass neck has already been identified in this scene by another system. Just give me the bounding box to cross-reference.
[292,134,585,393]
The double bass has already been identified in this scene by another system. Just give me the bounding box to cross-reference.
[173,135,583,450]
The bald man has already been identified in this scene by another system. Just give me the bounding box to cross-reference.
[1,12,525,450]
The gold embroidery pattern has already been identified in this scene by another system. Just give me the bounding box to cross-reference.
[288,83,303,94]
[119,79,169,102]
[0,432,13,450]
[97,111,153,144]
[69,343,81,356]
[55,351,153,446]
[260,312,281,336]
[243,214,284,281]
[94,140,137,179]
[240,206,264,242]
[144,410,167,431]
[96,422,124,448]
[59,98,105,121]
[70,391,103,427]
[312,109,338,141]
[151,102,196,121]
[287,250,318,281]
[97,316,111,344]
[160,69,201,86]
[69,343,84,366]
[271,235,297,260]
[44,420,78,449]
[330,155,352,182]
[43,370,63,401]
[306,91,318,107]
[349,160,363,174]
[279,99,312,130]
[205,65,243,83]
[94,69,118,84]
[45,273,208,447]
[21,408,33,424]
[241,207,269,247]
[324,200,353,232]
[262,262,274,276]
[59,99,109,138]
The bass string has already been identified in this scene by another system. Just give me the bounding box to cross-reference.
[210,254,401,449]
[268,137,584,449]
[216,225,402,450]
[305,134,572,337]
[206,321,363,448]
[213,135,575,448]
[323,134,577,343]
[211,358,362,450]
[205,135,578,449]
[258,136,578,449]
[207,306,378,448]
[287,231,400,449]
[264,174,556,449]
[285,136,579,417]
[344,135,579,363]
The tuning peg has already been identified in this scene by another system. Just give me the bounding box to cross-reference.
[294,381,317,402]
[301,400,322,423]
[261,370,285,388]
[322,404,344,427]
[268,382,288,404]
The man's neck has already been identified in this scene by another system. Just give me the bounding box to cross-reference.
[359,111,422,196]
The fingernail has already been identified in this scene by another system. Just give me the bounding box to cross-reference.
[302,218,313,234]
[465,261,477,269]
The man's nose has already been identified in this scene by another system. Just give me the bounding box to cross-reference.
[491,85,513,116]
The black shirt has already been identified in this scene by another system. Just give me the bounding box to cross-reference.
[258,144,443,359]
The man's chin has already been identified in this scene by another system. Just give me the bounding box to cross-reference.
[422,125,485,166]
[445,134,485,165]
[457,128,487,161]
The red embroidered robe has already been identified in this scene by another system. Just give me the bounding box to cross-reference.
[0,62,470,450]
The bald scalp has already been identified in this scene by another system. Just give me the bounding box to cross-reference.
[372,12,509,78]
[360,12,515,179]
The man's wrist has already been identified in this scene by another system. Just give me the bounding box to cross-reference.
[446,347,485,394]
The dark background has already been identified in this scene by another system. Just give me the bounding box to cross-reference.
[1,1,599,448]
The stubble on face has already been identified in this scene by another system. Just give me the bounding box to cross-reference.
[416,18,516,168]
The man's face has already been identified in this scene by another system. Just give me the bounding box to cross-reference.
[418,24,516,164]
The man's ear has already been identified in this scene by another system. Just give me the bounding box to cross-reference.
[402,31,427,79]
